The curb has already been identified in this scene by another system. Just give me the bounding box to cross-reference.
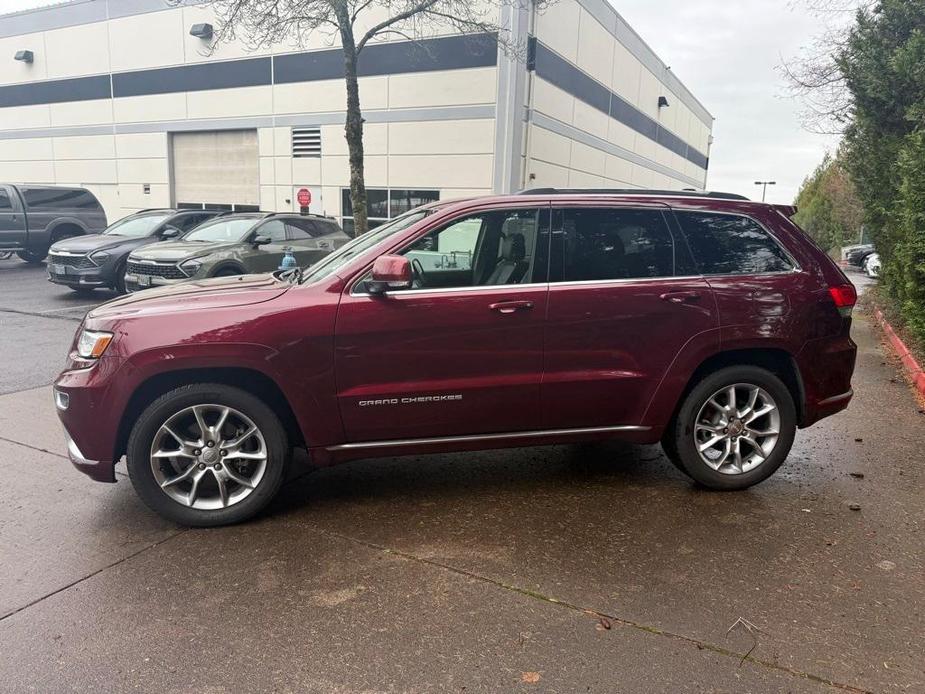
[874,309,925,397]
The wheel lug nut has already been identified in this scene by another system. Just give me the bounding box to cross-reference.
[220,450,227,456]
[193,449,201,456]
[207,441,215,448]
[214,463,221,470]
[198,463,206,470]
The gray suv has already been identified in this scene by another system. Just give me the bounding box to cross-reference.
[0,185,107,263]
[124,213,348,291]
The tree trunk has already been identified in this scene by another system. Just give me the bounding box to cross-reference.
[336,7,368,235]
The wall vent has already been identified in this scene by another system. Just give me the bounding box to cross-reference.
[292,127,321,158]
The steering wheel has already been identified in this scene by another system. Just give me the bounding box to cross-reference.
[411,257,426,289]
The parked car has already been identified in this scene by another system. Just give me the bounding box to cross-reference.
[0,185,107,263]
[123,212,347,292]
[847,244,875,267]
[864,252,881,278]
[47,208,226,294]
[56,189,857,526]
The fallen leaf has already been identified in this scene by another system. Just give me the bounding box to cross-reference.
[521,672,541,684]
[854,438,863,443]
[849,472,865,479]
[876,560,896,571]
[849,503,862,511]
[596,617,612,631]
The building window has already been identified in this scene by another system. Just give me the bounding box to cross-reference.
[177,202,260,212]
[341,188,439,235]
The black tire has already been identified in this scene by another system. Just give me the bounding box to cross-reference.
[17,248,46,264]
[213,266,243,277]
[127,383,290,526]
[664,366,796,490]
[113,260,128,294]
[69,286,96,296]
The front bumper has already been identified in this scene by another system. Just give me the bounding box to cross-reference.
[124,271,186,292]
[55,359,123,484]
[48,265,111,288]
[63,429,116,483]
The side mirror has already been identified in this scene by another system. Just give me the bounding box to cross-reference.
[368,254,412,294]
[160,226,181,239]
[252,235,271,248]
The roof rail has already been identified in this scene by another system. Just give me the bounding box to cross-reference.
[517,188,751,201]
[136,208,176,214]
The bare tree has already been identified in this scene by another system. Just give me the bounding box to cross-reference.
[192,0,542,234]
[780,0,873,134]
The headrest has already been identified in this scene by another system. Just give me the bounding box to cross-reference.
[501,233,526,261]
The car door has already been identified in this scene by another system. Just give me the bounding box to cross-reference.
[334,205,551,443]
[542,204,719,430]
[285,218,342,267]
[244,219,289,273]
[0,186,25,249]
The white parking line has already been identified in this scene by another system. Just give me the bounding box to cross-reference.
[39,304,97,314]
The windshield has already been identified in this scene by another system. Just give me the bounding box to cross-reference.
[103,213,170,238]
[184,218,258,243]
[300,210,430,283]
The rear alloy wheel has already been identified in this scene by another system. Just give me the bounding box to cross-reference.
[127,384,289,526]
[664,366,796,490]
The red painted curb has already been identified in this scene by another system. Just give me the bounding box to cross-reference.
[874,309,925,397]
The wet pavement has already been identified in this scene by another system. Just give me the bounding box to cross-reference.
[1,261,923,692]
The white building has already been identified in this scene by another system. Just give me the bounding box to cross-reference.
[0,0,714,230]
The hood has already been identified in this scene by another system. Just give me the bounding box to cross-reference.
[131,239,239,262]
[50,234,134,254]
[88,273,290,320]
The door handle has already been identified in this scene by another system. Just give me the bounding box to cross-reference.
[489,300,534,314]
[659,291,702,304]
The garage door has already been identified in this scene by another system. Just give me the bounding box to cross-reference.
[171,130,259,209]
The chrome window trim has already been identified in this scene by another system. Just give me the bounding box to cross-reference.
[327,425,651,451]
[547,275,705,288]
[351,281,549,298]
[671,208,802,274]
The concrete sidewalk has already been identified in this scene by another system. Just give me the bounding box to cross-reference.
[1,308,922,692]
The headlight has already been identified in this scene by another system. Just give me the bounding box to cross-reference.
[89,251,111,265]
[180,258,203,276]
[76,330,114,359]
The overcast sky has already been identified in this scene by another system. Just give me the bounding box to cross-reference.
[615,0,845,203]
[0,0,843,203]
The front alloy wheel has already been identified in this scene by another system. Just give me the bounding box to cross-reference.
[151,405,268,510]
[127,384,289,526]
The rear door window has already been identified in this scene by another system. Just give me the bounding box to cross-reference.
[675,211,794,275]
[554,207,676,282]
[0,188,11,210]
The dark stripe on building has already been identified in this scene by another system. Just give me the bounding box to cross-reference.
[532,40,709,170]
[0,74,111,108]
[275,33,498,83]
[112,57,272,98]
[0,33,498,107]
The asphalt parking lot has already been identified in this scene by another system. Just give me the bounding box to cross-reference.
[1,259,923,693]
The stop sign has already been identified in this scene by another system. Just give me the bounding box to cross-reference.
[296,188,312,207]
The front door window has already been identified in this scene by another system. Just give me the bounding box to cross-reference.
[396,208,548,290]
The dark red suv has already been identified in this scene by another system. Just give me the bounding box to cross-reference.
[55,190,857,526]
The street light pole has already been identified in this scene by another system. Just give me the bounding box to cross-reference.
[755,180,776,202]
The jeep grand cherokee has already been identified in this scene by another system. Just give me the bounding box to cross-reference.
[55,190,857,526]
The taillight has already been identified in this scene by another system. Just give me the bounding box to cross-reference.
[829,284,857,317]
